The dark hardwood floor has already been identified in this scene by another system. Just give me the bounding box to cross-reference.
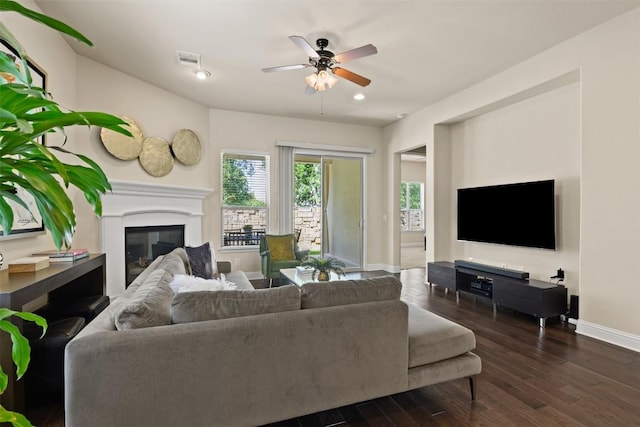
[27,268,640,426]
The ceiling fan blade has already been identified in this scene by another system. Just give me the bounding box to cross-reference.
[334,44,377,63]
[262,64,310,73]
[332,67,371,87]
[289,35,320,59]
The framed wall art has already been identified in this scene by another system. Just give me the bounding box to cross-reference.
[0,40,47,240]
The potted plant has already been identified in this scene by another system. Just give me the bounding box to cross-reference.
[1,0,130,251]
[300,256,346,281]
[0,309,46,427]
[1,2,129,425]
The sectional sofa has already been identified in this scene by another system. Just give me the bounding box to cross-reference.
[64,248,481,426]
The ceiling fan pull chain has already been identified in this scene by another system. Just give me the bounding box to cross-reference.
[320,92,324,116]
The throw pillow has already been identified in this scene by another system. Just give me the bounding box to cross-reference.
[170,274,237,293]
[185,242,217,279]
[300,275,402,309]
[114,269,174,330]
[171,285,301,324]
[266,235,295,261]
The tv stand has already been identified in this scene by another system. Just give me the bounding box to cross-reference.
[427,260,567,328]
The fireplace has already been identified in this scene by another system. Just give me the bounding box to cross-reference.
[100,180,212,297]
[125,224,185,286]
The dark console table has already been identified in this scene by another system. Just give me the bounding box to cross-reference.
[427,260,567,328]
[0,253,106,412]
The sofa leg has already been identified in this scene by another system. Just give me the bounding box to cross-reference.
[468,376,477,401]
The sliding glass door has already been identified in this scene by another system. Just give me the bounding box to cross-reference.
[294,153,363,270]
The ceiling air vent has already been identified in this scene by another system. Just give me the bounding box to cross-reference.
[176,50,200,66]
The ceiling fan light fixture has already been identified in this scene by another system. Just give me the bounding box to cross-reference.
[306,70,338,91]
[305,72,318,87]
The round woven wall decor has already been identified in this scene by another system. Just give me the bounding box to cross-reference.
[139,137,173,177]
[171,129,201,166]
[99,116,143,160]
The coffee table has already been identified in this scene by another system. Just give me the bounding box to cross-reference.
[279,268,374,287]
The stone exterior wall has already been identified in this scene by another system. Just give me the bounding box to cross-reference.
[223,207,322,252]
[223,209,267,231]
[294,207,322,252]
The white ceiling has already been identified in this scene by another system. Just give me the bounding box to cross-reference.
[35,0,640,128]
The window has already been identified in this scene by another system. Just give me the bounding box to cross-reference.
[221,152,269,247]
[400,181,424,231]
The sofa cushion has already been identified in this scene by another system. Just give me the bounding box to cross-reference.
[300,275,402,309]
[114,269,174,330]
[185,242,217,278]
[407,303,476,367]
[266,235,296,261]
[225,271,254,290]
[157,248,190,276]
[171,285,300,323]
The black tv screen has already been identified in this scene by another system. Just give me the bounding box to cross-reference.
[457,179,556,250]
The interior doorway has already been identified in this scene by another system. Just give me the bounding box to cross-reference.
[294,153,363,270]
[400,146,427,269]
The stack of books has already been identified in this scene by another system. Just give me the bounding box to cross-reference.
[295,265,314,277]
[32,248,90,263]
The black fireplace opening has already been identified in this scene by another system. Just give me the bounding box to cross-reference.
[125,224,185,287]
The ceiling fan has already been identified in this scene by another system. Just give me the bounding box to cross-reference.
[262,35,377,93]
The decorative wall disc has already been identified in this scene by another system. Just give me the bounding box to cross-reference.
[100,116,143,160]
[171,129,201,166]
[139,137,173,177]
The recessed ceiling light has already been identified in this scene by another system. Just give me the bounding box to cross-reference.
[353,93,365,101]
[396,113,408,119]
[194,69,211,80]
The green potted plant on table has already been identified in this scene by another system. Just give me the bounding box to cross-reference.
[1,2,129,425]
[300,256,346,281]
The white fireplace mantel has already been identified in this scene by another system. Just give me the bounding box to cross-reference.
[101,179,213,297]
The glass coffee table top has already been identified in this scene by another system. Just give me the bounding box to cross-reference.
[279,268,371,287]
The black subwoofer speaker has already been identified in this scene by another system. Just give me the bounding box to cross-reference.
[568,294,579,319]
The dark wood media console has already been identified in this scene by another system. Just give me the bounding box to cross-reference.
[428,260,567,328]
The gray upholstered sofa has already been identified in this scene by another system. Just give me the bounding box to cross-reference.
[65,248,481,427]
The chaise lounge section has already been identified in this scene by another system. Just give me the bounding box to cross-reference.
[64,248,481,426]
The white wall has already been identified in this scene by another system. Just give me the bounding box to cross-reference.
[384,8,640,347]
[72,56,212,250]
[449,82,580,295]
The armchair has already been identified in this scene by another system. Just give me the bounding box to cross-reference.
[259,234,309,287]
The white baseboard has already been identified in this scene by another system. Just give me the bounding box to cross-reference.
[366,263,398,273]
[576,320,640,354]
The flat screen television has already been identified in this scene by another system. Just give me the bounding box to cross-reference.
[457,179,556,250]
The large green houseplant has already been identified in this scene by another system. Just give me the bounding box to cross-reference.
[1,1,129,425]
[0,0,129,250]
